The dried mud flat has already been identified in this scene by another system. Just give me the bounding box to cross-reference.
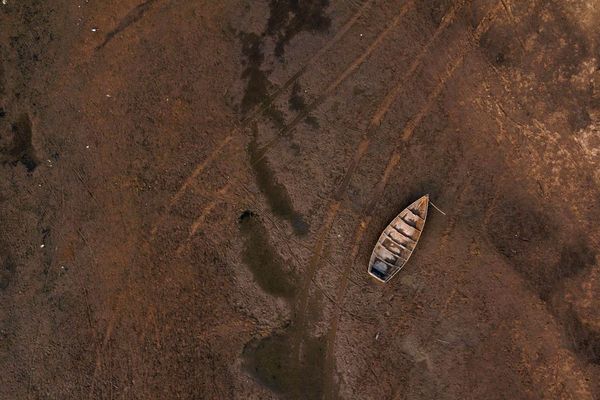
[1,0,600,399]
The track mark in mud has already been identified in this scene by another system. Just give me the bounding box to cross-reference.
[298,201,341,309]
[334,0,465,199]
[159,1,371,238]
[372,0,466,127]
[323,217,369,399]
[401,4,502,142]
[96,0,157,50]
[321,3,504,392]
[169,136,234,208]
[257,0,415,158]
[89,295,123,399]
[1,113,38,171]
[151,135,234,237]
[356,0,504,241]
[249,127,309,236]
[242,0,374,124]
[189,183,232,236]
[239,212,297,298]
[175,184,232,255]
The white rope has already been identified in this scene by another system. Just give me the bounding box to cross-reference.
[430,200,447,216]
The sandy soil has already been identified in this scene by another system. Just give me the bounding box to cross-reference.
[1,0,599,399]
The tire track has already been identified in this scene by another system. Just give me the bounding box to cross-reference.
[176,1,415,243]
[334,0,466,198]
[175,182,233,256]
[256,0,415,161]
[323,2,504,397]
[241,0,375,124]
[156,0,377,232]
[88,294,124,399]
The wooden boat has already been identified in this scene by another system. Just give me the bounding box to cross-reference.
[368,195,429,282]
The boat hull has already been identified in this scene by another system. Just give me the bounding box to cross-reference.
[368,195,429,282]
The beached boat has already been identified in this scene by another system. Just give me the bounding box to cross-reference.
[368,195,429,282]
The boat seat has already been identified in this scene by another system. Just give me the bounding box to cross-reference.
[380,237,412,259]
[401,209,425,231]
[374,244,405,266]
[391,217,420,240]
[386,227,416,250]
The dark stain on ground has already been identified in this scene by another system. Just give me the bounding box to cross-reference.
[425,0,455,25]
[239,212,297,298]
[561,307,600,364]
[243,329,326,400]
[266,0,331,58]
[486,193,600,365]
[288,82,319,129]
[239,0,331,118]
[1,114,38,171]
[0,257,15,291]
[239,32,285,128]
[238,207,324,398]
[238,209,256,222]
[539,239,596,301]
[486,195,555,262]
[248,127,309,235]
[96,0,157,50]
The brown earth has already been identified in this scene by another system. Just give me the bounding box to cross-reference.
[1,0,600,399]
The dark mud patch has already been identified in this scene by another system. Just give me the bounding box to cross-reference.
[239,212,297,298]
[539,239,596,301]
[486,195,556,261]
[487,194,600,364]
[96,0,157,50]
[560,307,600,364]
[266,0,331,58]
[238,209,256,222]
[248,128,309,235]
[423,0,455,25]
[288,82,319,129]
[0,257,15,291]
[239,32,286,127]
[243,325,326,399]
[1,113,38,171]
[238,1,331,122]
